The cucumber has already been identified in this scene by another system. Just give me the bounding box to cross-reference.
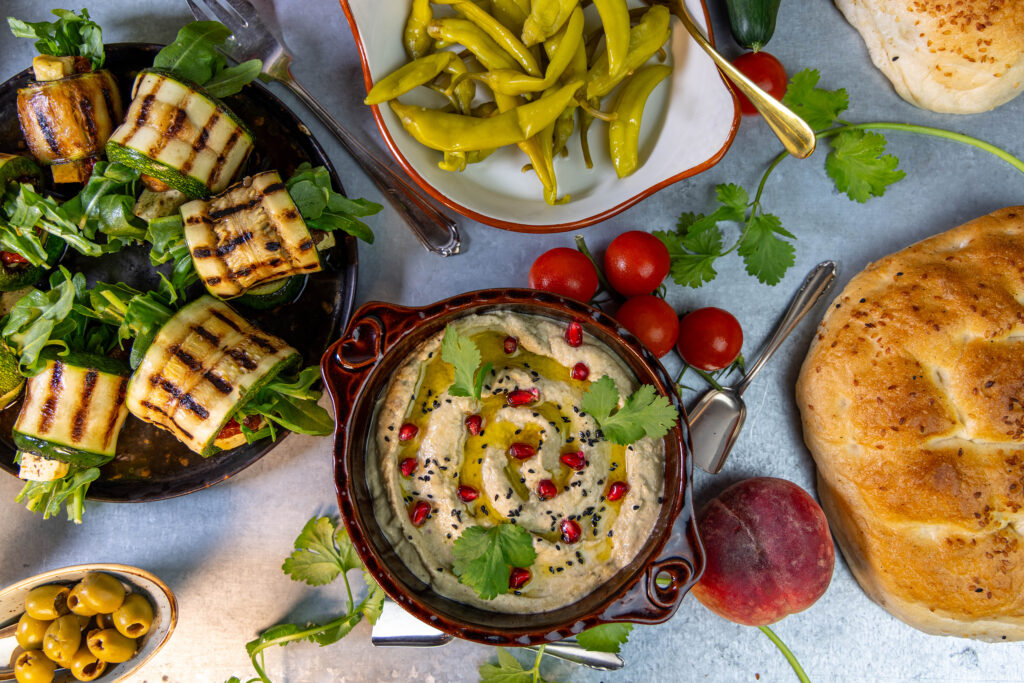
[724,0,782,52]
[236,275,307,310]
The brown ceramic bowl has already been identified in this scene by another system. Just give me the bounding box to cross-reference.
[321,289,703,645]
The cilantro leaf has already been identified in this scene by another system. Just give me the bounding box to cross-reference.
[737,213,795,285]
[581,378,677,445]
[715,183,749,214]
[282,516,361,586]
[782,69,849,130]
[825,130,905,203]
[479,647,537,683]
[452,524,537,600]
[360,570,386,625]
[310,612,361,646]
[576,623,633,653]
[441,324,488,400]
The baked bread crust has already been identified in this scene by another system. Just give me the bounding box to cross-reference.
[834,0,1024,113]
[796,207,1024,641]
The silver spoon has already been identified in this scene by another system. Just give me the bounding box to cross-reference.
[688,261,837,474]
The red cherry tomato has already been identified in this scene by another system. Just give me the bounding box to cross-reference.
[731,51,787,116]
[676,307,743,371]
[615,295,679,358]
[529,247,599,302]
[603,231,670,297]
[1,251,29,266]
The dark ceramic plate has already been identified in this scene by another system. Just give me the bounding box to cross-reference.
[0,44,358,502]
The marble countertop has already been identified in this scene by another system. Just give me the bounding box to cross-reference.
[1,0,1022,681]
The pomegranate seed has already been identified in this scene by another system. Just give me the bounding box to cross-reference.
[410,500,431,526]
[565,321,583,347]
[509,443,536,460]
[398,423,418,441]
[465,414,483,435]
[560,519,582,544]
[571,362,589,381]
[399,458,418,477]
[537,479,557,500]
[509,567,531,589]
[507,388,539,407]
[457,485,479,502]
[504,336,518,354]
[606,481,630,502]
[559,451,586,470]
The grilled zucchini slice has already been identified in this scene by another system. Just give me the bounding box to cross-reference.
[12,352,131,469]
[181,171,322,298]
[0,153,42,187]
[17,70,123,183]
[125,296,300,456]
[106,69,254,199]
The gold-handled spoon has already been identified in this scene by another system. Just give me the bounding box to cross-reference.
[649,0,816,158]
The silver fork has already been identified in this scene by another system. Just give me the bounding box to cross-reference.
[187,0,462,256]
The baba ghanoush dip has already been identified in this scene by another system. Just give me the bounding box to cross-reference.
[368,311,666,612]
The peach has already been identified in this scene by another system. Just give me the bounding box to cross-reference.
[692,477,835,626]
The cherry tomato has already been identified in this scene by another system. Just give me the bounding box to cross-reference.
[603,231,670,297]
[615,295,679,358]
[529,247,599,302]
[1,251,29,266]
[731,51,787,116]
[676,307,743,371]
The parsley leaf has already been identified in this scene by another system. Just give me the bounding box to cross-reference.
[782,69,848,130]
[441,324,490,401]
[575,623,633,653]
[452,524,537,600]
[581,377,677,446]
[282,516,361,586]
[826,130,906,202]
[737,213,795,285]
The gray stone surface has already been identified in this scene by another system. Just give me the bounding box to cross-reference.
[1,0,1022,681]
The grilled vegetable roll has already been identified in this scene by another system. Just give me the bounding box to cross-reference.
[125,296,300,456]
[13,352,130,473]
[181,171,322,298]
[106,70,254,200]
[17,68,122,184]
[0,153,43,187]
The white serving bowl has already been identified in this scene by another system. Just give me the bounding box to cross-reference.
[0,564,176,682]
[340,0,739,232]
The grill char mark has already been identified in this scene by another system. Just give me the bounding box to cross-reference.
[210,310,243,334]
[140,399,193,440]
[192,325,219,345]
[102,377,128,450]
[38,361,64,434]
[70,370,99,443]
[32,101,63,155]
[225,348,258,371]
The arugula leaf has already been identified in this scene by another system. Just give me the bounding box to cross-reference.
[441,324,487,400]
[3,184,106,259]
[452,524,537,600]
[580,376,677,446]
[575,623,633,653]
[282,516,361,586]
[84,281,174,368]
[286,163,381,244]
[826,130,905,203]
[479,647,539,683]
[143,215,198,295]
[737,213,795,285]
[240,366,335,437]
[153,21,261,95]
[8,8,105,68]
[782,69,848,130]
[62,162,146,241]
[3,267,90,375]
[14,464,100,524]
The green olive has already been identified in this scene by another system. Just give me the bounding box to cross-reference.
[74,573,125,614]
[69,646,107,682]
[93,612,115,630]
[73,613,93,631]
[15,613,51,650]
[113,593,155,638]
[13,649,56,683]
[24,584,70,620]
[42,614,82,666]
[66,583,99,616]
[86,628,136,664]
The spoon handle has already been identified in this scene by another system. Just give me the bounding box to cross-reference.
[734,261,837,395]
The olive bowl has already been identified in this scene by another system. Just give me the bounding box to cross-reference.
[321,288,704,645]
[0,563,176,682]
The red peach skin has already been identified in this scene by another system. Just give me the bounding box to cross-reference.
[692,477,835,626]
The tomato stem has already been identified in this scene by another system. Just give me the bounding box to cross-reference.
[574,234,615,297]
[758,625,811,683]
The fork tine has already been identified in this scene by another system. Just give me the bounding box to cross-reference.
[222,0,263,22]
[185,0,212,22]
[190,0,248,31]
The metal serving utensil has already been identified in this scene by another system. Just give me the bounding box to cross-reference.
[646,0,816,159]
[372,598,625,671]
[187,0,462,256]
[689,261,837,474]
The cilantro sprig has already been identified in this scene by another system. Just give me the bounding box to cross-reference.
[659,68,1024,288]
[453,523,537,600]
[479,624,633,683]
[441,324,492,401]
[228,516,385,683]
[579,376,677,446]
